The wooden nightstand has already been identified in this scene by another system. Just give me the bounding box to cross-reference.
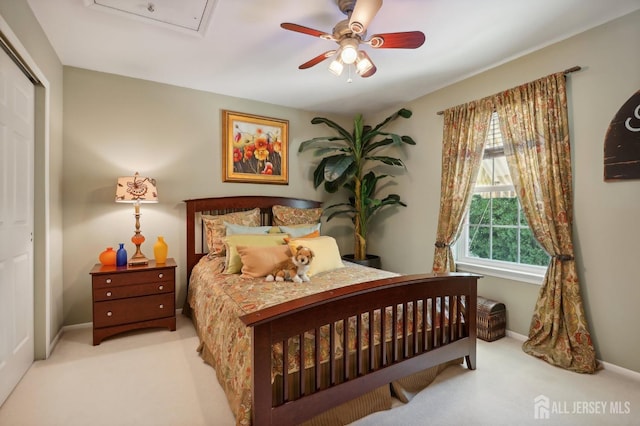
[89,259,177,345]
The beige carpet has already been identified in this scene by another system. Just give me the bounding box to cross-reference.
[1,314,639,426]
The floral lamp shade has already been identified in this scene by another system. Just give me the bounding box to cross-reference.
[115,172,158,203]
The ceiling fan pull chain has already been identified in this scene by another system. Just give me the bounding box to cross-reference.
[347,65,353,83]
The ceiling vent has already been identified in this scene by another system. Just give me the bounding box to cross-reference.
[84,0,218,36]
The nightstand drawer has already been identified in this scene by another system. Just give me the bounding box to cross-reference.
[93,293,175,328]
[93,281,174,302]
[92,268,174,288]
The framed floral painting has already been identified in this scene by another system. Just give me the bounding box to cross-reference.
[222,110,289,184]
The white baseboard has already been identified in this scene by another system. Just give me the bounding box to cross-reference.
[47,322,90,359]
[506,330,527,341]
[48,327,63,358]
[598,360,640,381]
[62,322,92,331]
[504,330,640,381]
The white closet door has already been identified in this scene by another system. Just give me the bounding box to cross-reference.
[0,46,35,407]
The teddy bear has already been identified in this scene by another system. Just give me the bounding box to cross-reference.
[265,245,314,283]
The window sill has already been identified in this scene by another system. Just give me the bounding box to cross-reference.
[456,261,545,285]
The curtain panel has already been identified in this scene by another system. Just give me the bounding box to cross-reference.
[432,100,492,273]
[494,72,596,373]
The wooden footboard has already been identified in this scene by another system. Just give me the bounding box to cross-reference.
[241,272,478,426]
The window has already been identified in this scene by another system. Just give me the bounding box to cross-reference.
[456,112,550,284]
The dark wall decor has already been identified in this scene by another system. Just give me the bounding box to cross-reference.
[604,90,640,181]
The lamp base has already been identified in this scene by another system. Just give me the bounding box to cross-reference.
[128,254,149,266]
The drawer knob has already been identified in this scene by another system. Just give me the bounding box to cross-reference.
[158,273,164,279]
[106,311,113,317]
[158,285,164,290]
[106,291,112,297]
[159,304,164,309]
[106,278,112,284]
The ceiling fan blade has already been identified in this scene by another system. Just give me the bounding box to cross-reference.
[349,0,383,35]
[299,50,337,69]
[368,31,426,49]
[281,22,333,40]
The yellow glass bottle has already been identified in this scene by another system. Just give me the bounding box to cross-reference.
[153,236,168,264]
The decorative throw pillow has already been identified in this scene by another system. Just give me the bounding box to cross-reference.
[224,222,273,235]
[272,205,322,226]
[223,233,288,274]
[238,245,292,279]
[287,236,344,276]
[278,222,321,237]
[202,208,260,257]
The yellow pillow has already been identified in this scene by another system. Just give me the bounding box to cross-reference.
[288,236,344,276]
[283,230,320,243]
[237,245,292,279]
[223,233,288,274]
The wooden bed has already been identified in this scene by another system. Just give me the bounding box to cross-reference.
[184,196,477,425]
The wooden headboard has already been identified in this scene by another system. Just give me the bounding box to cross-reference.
[184,196,322,283]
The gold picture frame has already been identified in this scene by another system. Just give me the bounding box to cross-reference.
[222,110,289,184]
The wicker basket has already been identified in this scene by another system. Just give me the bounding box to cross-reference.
[476,296,506,342]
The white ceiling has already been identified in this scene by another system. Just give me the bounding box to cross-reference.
[27,0,640,115]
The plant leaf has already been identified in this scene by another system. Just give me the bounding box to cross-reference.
[325,207,355,222]
[324,155,354,182]
[298,136,347,153]
[366,155,405,167]
[370,108,412,134]
[312,158,329,189]
[310,117,352,141]
[401,135,417,145]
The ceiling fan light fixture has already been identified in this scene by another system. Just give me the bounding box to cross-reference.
[328,57,344,76]
[355,51,373,75]
[339,39,359,64]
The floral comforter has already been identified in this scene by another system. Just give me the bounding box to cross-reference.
[188,256,443,425]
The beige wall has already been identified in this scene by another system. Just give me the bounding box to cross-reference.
[0,0,64,359]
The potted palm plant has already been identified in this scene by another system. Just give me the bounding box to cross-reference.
[298,108,416,267]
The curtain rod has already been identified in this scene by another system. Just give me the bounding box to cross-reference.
[435,65,581,116]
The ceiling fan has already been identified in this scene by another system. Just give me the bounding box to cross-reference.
[281,0,425,79]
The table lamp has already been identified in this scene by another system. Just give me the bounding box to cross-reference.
[115,172,158,265]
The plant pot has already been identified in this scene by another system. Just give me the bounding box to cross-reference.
[341,254,381,270]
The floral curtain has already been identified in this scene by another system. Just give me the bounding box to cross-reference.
[432,100,492,272]
[493,72,597,373]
